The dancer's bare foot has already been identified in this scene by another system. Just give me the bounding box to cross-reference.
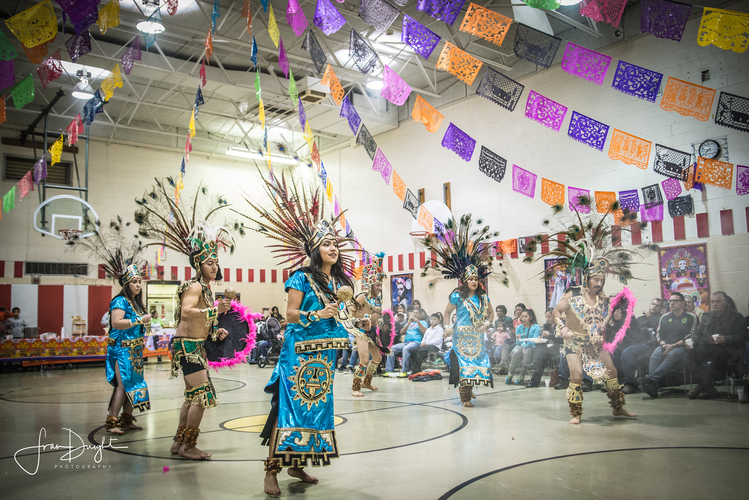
[264,472,281,496]
[288,467,318,484]
[179,444,211,460]
[351,390,364,397]
[569,415,581,425]
[462,401,474,407]
[361,383,379,391]
[106,427,124,435]
[120,422,143,430]
[170,441,181,454]
[613,408,637,418]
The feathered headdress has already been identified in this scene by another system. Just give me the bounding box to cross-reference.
[236,171,356,270]
[361,252,386,293]
[134,177,241,275]
[66,216,146,287]
[420,214,508,287]
[529,195,657,285]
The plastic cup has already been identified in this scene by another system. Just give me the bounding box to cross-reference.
[738,388,745,402]
[712,334,720,342]
[685,338,694,349]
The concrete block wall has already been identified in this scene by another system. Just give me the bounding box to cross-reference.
[1,7,747,318]
[321,10,749,317]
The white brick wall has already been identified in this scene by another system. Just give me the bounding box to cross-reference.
[0,8,747,317]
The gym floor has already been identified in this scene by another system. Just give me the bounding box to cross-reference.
[1,361,747,499]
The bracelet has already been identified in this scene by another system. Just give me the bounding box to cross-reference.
[555,318,565,336]
[200,307,219,328]
[308,311,320,323]
[299,311,311,328]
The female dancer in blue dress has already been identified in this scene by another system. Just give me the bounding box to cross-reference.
[66,217,151,433]
[106,265,152,433]
[240,172,367,496]
[422,214,505,407]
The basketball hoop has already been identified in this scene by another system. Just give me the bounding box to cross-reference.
[409,231,432,252]
[58,229,83,242]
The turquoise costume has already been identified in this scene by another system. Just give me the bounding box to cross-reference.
[261,270,349,467]
[449,290,493,388]
[107,296,150,411]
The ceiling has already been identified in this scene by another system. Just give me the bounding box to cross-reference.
[0,0,723,162]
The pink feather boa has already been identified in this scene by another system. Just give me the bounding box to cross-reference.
[602,287,637,354]
[208,300,261,370]
[378,309,397,348]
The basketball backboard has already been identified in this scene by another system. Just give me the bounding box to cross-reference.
[32,195,99,239]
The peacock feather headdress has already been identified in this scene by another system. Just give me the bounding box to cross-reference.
[66,216,146,286]
[235,171,356,271]
[420,214,508,287]
[362,252,386,293]
[133,177,242,273]
[529,195,657,285]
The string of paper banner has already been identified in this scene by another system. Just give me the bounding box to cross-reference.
[264,0,748,245]
[0,0,371,264]
[1,0,748,246]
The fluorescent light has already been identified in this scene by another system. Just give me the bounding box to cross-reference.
[366,80,383,90]
[559,0,582,5]
[72,68,95,99]
[61,61,110,80]
[137,20,165,34]
[226,147,301,166]
[72,81,94,99]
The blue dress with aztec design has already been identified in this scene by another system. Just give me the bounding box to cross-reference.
[107,296,150,411]
[260,270,349,467]
[449,290,493,388]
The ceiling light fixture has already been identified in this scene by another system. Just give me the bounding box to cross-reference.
[366,80,383,90]
[559,0,582,5]
[226,147,301,166]
[137,1,166,34]
[72,69,94,100]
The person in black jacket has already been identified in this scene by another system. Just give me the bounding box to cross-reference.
[611,301,652,394]
[686,292,747,399]
[526,308,562,388]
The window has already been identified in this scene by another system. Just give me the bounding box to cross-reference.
[3,155,72,185]
[24,262,89,275]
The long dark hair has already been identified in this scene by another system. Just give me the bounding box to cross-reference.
[458,282,486,300]
[117,281,146,315]
[306,246,354,300]
[521,308,538,326]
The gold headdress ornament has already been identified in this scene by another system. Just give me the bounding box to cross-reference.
[419,214,508,288]
[134,177,242,278]
[65,216,146,287]
[235,170,357,270]
[528,195,658,285]
[361,253,386,293]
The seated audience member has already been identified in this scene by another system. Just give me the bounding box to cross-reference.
[386,308,428,374]
[494,305,514,333]
[686,292,747,399]
[5,307,27,339]
[527,308,562,388]
[555,354,594,391]
[642,292,698,398]
[512,303,526,330]
[250,308,281,363]
[490,323,511,366]
[638,298,664,334]
[611,301,652,394]
[410,313,445,373]
[684,295,704,323]
[742,302,749,404]
[338,333,355,372]
[394,313,407,341]
[506,309,540,385]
